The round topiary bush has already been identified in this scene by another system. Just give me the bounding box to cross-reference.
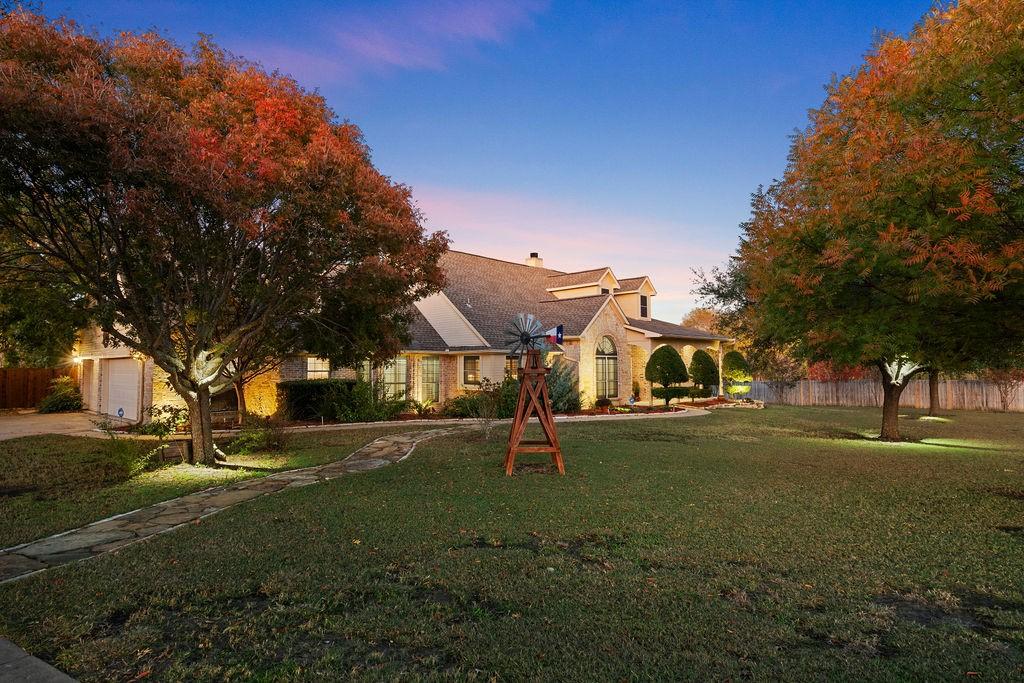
[645,345,688,405]
[723,350,752,398]
[688,349,719,390]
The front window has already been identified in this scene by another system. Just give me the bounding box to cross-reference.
[505,355,519,378]
[307,357,330,379]
[640,295,649,318]
[463,356,481,385]
[595,336,618,399]
[381,357,408,399]
[421,356,440,402]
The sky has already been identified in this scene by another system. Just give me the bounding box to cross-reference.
[45,0,933,323]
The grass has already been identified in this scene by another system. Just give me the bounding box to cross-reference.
[0,426,419,548]
[1,407,1023,681]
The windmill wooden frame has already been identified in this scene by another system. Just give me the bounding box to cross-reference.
[504,348,565,476]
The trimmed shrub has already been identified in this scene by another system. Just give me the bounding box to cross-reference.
[652,386,690,402]
[278,378,409,423]
[277,379,357,420]
[594,397,612,409]
[723,350,753,398]
[689,349,719,389]
[330,380,408,423]
[37,376,82,413]
[688,387,713,400]
[645,346,688,405]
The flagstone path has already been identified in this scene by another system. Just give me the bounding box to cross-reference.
[0,428,456,584]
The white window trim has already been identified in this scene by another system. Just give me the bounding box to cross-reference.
[462,355,482,387]
[306,356,330,380]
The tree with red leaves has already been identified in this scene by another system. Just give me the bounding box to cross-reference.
[702,0,1024,440]
[0,11,447,463]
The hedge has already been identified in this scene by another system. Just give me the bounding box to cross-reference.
[651,386,690,402]
[277,379,357,420]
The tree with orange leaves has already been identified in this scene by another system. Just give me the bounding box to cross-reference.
[0,10,447,462]
[702,0,1024,440]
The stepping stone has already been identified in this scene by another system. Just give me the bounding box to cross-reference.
[0,638,75,681]
[146,511,201,526]
[19,530,134,559]
[200,488,265,507]
[343,458,389,471]
[30,548,99,565]
[0,554,47,582]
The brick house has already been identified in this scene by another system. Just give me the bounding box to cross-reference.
[74,250,729,421]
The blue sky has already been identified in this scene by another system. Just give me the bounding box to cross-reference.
[46,0,931,322]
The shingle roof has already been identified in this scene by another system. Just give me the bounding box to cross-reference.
[436,251,567,348]
[545,268,610,288]
[404,251,729,352]
[535,295,612,336]
[615,276,650,291]
[405,307,450,351]
[626,317,731,341]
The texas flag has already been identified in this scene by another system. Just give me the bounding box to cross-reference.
[545,324,563,345]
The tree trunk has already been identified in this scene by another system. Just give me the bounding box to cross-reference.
[187,386,217,465]
[234,377,247,426]
[997,383,1011,412]
[927,370,940,417]
[880,379,905,441]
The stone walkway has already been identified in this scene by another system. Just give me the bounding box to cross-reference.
[0,638,74,682]
[0,428,455,584]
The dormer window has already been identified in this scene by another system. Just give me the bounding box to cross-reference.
[640,295,649,318]
[601,288,610,295]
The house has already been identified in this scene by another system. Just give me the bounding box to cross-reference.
[73,250,730,421]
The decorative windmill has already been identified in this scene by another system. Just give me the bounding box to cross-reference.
[502,313,565,476]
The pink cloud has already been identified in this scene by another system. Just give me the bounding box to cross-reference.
[413,185,729,323]
[235,0,548,85]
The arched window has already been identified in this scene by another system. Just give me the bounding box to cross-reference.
[595,336,618,399]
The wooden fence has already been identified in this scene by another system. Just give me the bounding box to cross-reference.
[748,379,1024,413]
[0,366,78,410]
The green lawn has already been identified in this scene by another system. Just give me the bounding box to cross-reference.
[2,407,1023,681]
[0,426,419,548]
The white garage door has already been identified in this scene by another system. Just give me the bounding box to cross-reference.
[104,358,140,421]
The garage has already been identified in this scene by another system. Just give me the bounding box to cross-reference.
[103,358,141,421]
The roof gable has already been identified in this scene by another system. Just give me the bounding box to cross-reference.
[545,267,619,291]
[413,291,490,348]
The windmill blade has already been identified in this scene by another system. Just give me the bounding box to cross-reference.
[504,313,545,355]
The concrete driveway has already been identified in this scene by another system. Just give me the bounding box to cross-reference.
[0,411,106,442]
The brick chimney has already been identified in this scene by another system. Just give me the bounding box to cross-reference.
[525,252,544,267]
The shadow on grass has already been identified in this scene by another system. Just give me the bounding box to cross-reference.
[807,428,1013,453]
